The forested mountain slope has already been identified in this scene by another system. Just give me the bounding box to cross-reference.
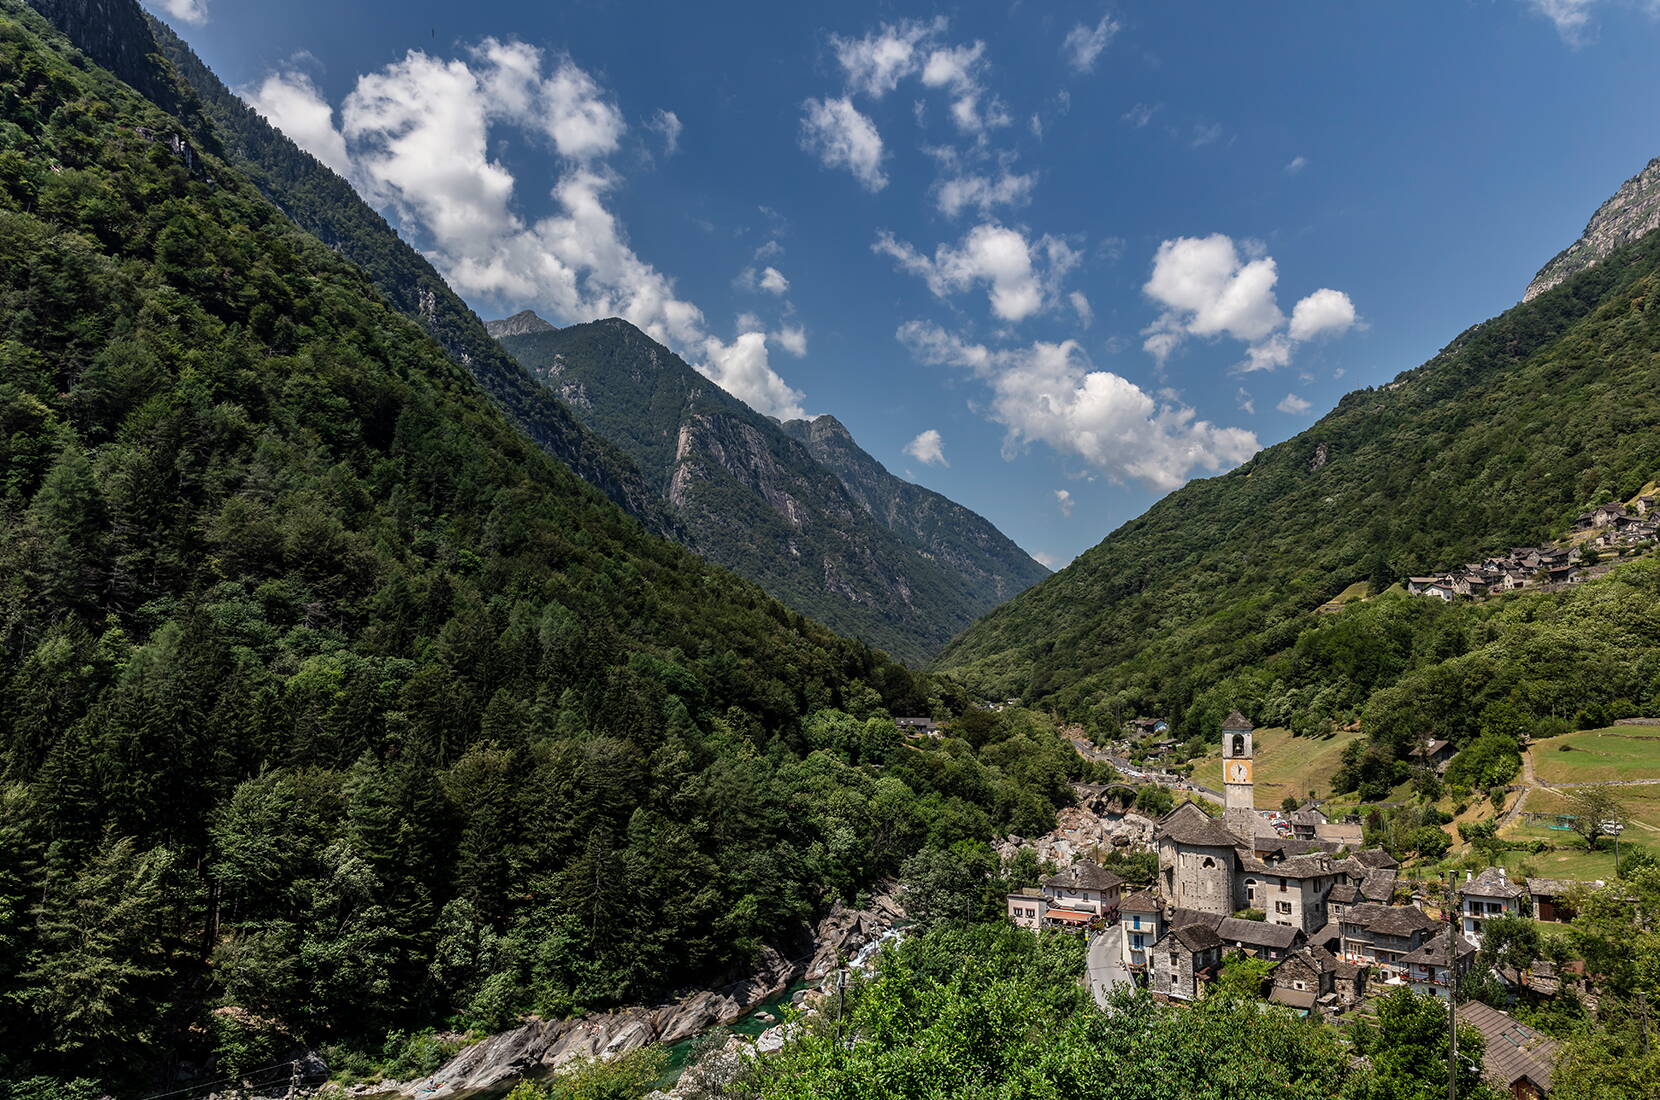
[0,2,1080,1089]
[939,171,1660,729]
[125,9,675,536]
[500,319,1044,663]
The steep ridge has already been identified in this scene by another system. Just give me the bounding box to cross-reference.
[0,2,1083,1087]
[499,318,1043,663]
[939,162,1660,726]
[1525,155,1660,301]
[104,9,676,535]
[777,412,1048,603]
[486,309,558,338]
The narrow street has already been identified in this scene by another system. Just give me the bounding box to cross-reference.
[1088,924,1133,1007]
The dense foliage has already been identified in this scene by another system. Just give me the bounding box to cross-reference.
[940,208,1660,736]
[142,11,673,536]
[0,4,1079,1088]
[500,322,1046,663]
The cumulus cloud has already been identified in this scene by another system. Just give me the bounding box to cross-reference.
[899,321,1260,491]
[800,96,887,191]
[758,266,790,295]
[1142,234,1357,371]
[934,169,1036,217]
[249,40,807,420]
[1277,392,1312,414]
[905,429,949,467]
[773,323,808,357]
[244,70,353,178]
[1054,488,1074,516]
[1529,0,1598,44]
[151,0,208,24]
[1288,288,1358,341]
[647,108,682,156]
[1285,155,1308,174]
[830,18,942,97]
[875,223,1079,324]
[1062,13,1120,72]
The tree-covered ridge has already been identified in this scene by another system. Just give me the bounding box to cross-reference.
[939,196,1660,727]
[132,8,675,537]
[0,3,1081,1089]
[500,320,1040,663]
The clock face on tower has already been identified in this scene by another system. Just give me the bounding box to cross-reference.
[1226,760,1252,785]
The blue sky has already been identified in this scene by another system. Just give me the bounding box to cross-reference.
[149,0,1660,568]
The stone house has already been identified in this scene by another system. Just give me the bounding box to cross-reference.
[1461,867,1525,945]
[1156,802,1247,916]
[1149,919,1224,1002]
[1119,890,1162,974]
[1216,916,1303,960]
[1400,930,1477,1000]
[1411,737,1455,774]
[1238,852,1343,932]
[1528,878,1600,923]
[1004,860,1124,931]
[895,716,939,735]
[1337,902,1439,977]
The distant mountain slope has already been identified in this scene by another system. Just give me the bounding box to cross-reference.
[777,413,1048,603]
[486,309,558,338]
[124,12,675,536]
[1525,155,1660,301]
[939,166,1660,722]
[499,318,1044,662]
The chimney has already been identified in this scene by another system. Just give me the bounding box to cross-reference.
[1465,870,1472,882]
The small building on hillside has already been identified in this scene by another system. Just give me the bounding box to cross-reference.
[1119,890,1163,974]
[1149,920,1224,1002]
[1337,902,1439,977]
[1528,878,1601,923]
[1457,1001,1560,1099]
[1216,916,1304,961]
[1400,930,1477,1000]
[895,716,939,735]
[1004,861,1123,931]
[1461,867,1526,945]
[1411,737,1455,774]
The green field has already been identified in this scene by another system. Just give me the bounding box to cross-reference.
[1490,785,1660,882]
[1190,726,1365,808]
[1533,726,1660,784]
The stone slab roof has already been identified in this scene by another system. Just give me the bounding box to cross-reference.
[1350,849,1400,870]
[1458,1001,1560,1092]
[1158,802,1246,848]
[1343,902,1439,938]
[1526,877,1602,897]
[1461,867,1526,899]
[1399,931,1477,966]
[1222,710,1254,731]
[1171,922,1224,952]
[1217,917,1303,951]
[1119,889,1160,913]
[1269,986,1318,1009]
[1045,861,1125,893]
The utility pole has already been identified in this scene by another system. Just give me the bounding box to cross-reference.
[1446,869,1458,1100]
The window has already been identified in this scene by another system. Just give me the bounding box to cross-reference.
[1202,857,1216,868]
[1132,934,1143,948]
[1276,901,1292,915]
[1232,733,1245,756]
[1293,981,1306,991]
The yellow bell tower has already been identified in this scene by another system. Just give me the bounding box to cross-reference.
[1222,710,1256,843]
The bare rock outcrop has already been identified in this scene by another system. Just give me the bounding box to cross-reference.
[1525,155,1660,301]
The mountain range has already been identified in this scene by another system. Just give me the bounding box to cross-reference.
[497,318,1047,662]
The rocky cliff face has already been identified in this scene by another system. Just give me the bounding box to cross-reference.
[780,414,1048,602]
[1524,155,1660,301]
[486,309,558,338]
[497,319,1040,662]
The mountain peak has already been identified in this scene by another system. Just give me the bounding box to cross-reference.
[1525,154,1660,301]
[485,309,557,337]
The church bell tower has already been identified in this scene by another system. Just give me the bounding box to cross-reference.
[1221,710,1256,844]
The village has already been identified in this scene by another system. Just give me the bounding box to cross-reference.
[1403,495,1660,601]
[1003,712,1569,1099]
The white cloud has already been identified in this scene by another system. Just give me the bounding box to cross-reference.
[934,170,1037,217]
[244,70,353,179]
[1529,0,1598,44]
[1191,122,1224,147]
[899,321,1260,491]
[647,108,682,156]
[1288,288,1358,341]
[758,266,790,295]
[1236,387,1256,415]
[1069,291,1094,327]
[773,323,808,357]
[1122,102,1157,127]
[260,41,807,421]
[1054,488,1074,516]
[1031,550,1059,568]
[800,96,887,191]
[151,0,208,24]
[1143,234,1357,372]
[1062,13,1120,72]
[905,428,949,467]
[875,223,1079,324]
[831,18,942,98]
[1276,392,1312,414]
[1285,155,1308,174]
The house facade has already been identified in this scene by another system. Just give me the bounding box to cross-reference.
[1461,867,1525,944]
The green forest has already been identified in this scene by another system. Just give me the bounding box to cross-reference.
[939,210,1660,751]
[0,4,1083,1090]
